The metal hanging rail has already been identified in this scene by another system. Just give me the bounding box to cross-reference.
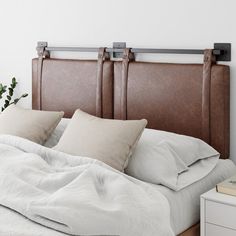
[37,42,231,61]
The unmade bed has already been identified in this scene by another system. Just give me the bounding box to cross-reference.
[0,43,233,236]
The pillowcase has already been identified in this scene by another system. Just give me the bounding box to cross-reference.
[0,105,64,144]
[147,129,219,167]
[54,109,147,172]
[44,118,70,148]
[125,128,220,189]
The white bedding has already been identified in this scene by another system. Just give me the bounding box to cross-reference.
[0,135,174,236]
[46,119,220,191]
[0,160,234,236]
[156,159,236,235]
[0,135,235,236]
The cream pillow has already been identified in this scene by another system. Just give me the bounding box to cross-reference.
[0,105,64,144]
[54,109,147,171]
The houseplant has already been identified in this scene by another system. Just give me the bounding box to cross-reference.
[0,77,28,112]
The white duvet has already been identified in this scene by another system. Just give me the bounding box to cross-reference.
[0,135,174,236]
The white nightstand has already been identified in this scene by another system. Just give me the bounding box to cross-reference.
[201,188,236,236]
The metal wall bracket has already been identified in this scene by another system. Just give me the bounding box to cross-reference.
[113,42,126,58]
[214,43,231,62]
[36,42,50,58]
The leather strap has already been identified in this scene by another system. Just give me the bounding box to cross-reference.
[37,56,43,110]
[202,49,216,143]
[36,47,49,110]
[96,47,109,117]
[120,48,134,120]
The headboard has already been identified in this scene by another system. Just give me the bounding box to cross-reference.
[32,58,114,118]
[32,47,230,159]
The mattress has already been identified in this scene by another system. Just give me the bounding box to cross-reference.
[0,159,235,236]
[154,159,236,235]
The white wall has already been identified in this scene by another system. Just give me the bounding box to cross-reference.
[0,0,235,161]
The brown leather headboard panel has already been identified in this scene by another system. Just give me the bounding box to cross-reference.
[114,62,230,158]
[32,57,229,159]
[32,58,113,118]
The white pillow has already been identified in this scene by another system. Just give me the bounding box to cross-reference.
[44,118,70,148]
[125,129,220,189]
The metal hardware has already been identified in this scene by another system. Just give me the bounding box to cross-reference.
[112,42,126,58]
[37,42,232,62]
[36,41,50,58]
[214,43,231,61]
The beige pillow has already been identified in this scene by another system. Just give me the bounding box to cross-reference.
[0,105,64,144]
[55,109,147,171]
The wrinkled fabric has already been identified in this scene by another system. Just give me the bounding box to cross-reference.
[0,135,174,236]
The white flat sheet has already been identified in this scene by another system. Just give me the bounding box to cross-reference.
[154,159,236,235]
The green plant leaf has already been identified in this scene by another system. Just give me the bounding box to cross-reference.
[8,88,13,96]
[11,78,17,89]
[22,93,28,98]
[12,77,16,84]
[4,100,9,107]
[14,98,20,104]
[1,77,28,111]
[0,84,7,94]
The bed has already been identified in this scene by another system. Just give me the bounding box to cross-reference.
[0,44,233,236]
[32,45,233,235]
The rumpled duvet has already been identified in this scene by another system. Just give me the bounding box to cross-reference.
[0,135,174,236]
